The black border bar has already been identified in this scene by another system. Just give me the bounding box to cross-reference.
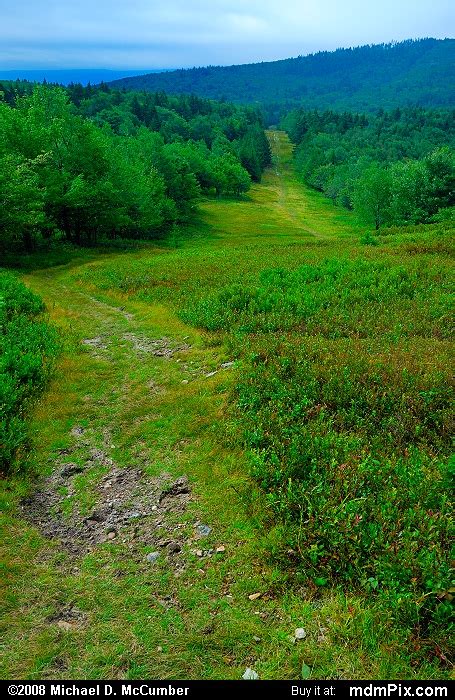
[1,680,452,700]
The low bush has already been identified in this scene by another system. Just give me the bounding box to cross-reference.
[235,338,453,629]
[181,258,451,339]
[182,251,454,631]
[0,271,58,471]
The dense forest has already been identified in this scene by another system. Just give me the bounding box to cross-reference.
[110,39,455,123]
[0,82,271,251]
[282,106,455,229]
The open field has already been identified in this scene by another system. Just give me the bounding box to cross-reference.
[1,132,453,680]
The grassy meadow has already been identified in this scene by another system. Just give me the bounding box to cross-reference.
[1,131,453,680]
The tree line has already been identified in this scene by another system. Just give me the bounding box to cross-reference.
[106,39,455,120]
[0,83,271,251]
[282,106,455,229]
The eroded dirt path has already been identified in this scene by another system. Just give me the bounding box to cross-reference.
[2,131,370,681]
[19,268,225,568]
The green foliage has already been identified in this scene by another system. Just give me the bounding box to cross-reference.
[0,271,58,471]
[0,83,269,252]
[181,259,451,339]
[181,250,454,630]
[359,231,379,246]
[106,39,455,118]
[283,106,455,229]
[235,338,453,628]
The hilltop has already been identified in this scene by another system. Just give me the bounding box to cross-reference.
[109,38,455,115]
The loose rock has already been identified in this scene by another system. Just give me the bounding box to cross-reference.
[146,552,160,563]
[242,668,259,680]
[294,627,307,640]
[71,426,85,437]
[60,463,84,478]
[167,541,181,554]
[196,524,212,537]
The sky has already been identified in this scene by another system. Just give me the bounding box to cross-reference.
[0,0,454,70]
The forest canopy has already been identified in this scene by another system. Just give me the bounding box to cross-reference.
[281,106,455,229]
[0,83,271,251]
[108,39,455,124]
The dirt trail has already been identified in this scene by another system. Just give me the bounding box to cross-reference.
[2,130,355,680]
[18,128,335,588]
[20,264,205,563]
[265,130,327,238]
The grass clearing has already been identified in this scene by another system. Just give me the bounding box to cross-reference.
[1,131,453,680]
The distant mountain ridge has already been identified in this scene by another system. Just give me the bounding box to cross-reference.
[0,68,168,87]
[109,39,455,114]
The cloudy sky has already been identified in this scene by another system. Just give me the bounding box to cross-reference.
[0,0,453,69]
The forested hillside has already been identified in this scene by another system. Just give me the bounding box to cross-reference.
[282,106,455,229]
[109,39,455,121]
[0,83,270,251]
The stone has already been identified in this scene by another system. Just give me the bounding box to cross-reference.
[294,627,307,640]
[196,524,212,537]
[221,362,234,369]
[216,546,226,553]
[248,592,262,601]
[242,668,259,680]
[60,463,84,477]
[205,371,218,378]
[57,620,77,631]
[146,552,160,563]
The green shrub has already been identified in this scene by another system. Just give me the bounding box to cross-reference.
[360,231,379,245]
[183,250,453,631]
[181,258,451,339]
[0,271,58,471]
[234,337,453,629]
